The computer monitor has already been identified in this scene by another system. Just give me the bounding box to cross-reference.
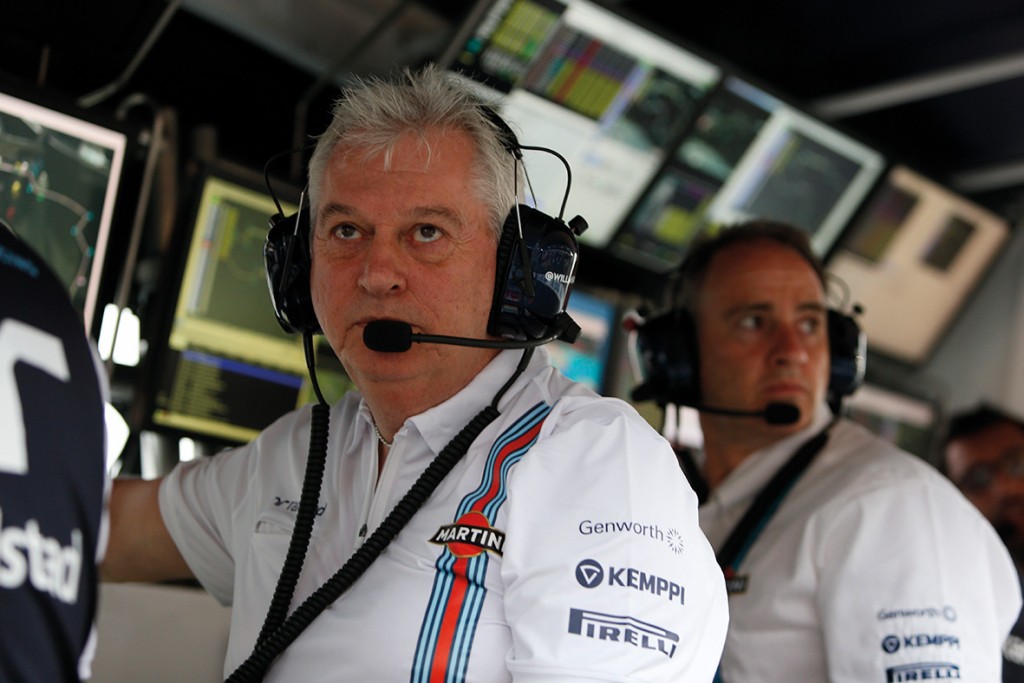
[439,0,722,248]
[609,74,774,271]
[609,75,886,271]
[546,287,619,393]
[0,87,131,333]
[142,164,353,445]
[826,164,1010,365]
[699,76,886,256]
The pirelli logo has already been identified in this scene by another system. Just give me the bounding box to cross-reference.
[568,608,679,658]
[886,662,961,681]
[430,511,505,558]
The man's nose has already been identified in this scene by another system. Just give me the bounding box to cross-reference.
[771,324,810,365]
[357,238,406,295]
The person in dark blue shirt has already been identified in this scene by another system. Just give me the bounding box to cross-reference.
[0,220,109,681]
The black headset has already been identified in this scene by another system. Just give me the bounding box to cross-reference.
[263,106,586,343]
[629,300,866,411]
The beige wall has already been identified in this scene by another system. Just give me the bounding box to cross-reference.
[91,583,230,682]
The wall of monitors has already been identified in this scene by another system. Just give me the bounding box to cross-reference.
[610,75,887,271]
[441,0,723,248]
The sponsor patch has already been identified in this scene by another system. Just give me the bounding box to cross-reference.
[723,567,748,595]
[568,608,679,658]
[575,558,685,604]
[430,511,505,558]
[882,634,961,653]
[877,605,958,622]
[578,519,684,554]
[885,662,960,681]
[0,506,82,604]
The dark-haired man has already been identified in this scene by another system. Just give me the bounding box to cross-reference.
[633,219,1020,682]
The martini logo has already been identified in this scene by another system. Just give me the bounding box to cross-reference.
[723,567,748,595]
[430,511,506,558]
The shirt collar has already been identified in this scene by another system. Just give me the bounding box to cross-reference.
[358,347,551,457]
[707,401,834,510]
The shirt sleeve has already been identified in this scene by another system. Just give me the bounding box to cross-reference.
[813,474,1021,682]
[159,444,255,605]
[501,398,729,682]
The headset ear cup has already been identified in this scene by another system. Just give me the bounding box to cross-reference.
[264,206,320,335]
[630,309,701,407]
[487,204,579,341]
[827,309,866,400]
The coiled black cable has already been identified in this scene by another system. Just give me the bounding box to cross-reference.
[226,404,500,682]
[254,401,330,644]
[225,349,533,682]
[254,333,330,643]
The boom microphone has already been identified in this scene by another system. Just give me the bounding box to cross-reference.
[363,318,579,353]
[696,402,801,425]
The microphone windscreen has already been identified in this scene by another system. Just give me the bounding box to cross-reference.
[764,402,800,425]
[363,320,413,352]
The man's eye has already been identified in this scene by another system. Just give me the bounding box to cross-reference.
[414,224,443,243]
[799,317,823,334]
[738,314,762,330]
[331,223,359,240]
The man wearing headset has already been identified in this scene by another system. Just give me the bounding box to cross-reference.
[102,65,728,681]
[631,220,1019,682]
[1,222,109,681]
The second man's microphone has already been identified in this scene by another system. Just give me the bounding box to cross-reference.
[363,319,568,353]
[696,402,800,425]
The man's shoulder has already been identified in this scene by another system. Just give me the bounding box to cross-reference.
[792,419,992,531]
[828,418,934,468]
[808,418,955,496]
[548,391,659,434]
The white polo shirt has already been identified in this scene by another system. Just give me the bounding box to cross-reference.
[700,403,1020,682]
[160,348,729,682]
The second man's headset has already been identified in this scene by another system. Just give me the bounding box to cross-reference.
[629,292,866,414]
[263,106,587,346]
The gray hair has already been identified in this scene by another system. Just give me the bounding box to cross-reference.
[307,64,521,237]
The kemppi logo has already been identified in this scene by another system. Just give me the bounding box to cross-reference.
[574,558,685,605]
